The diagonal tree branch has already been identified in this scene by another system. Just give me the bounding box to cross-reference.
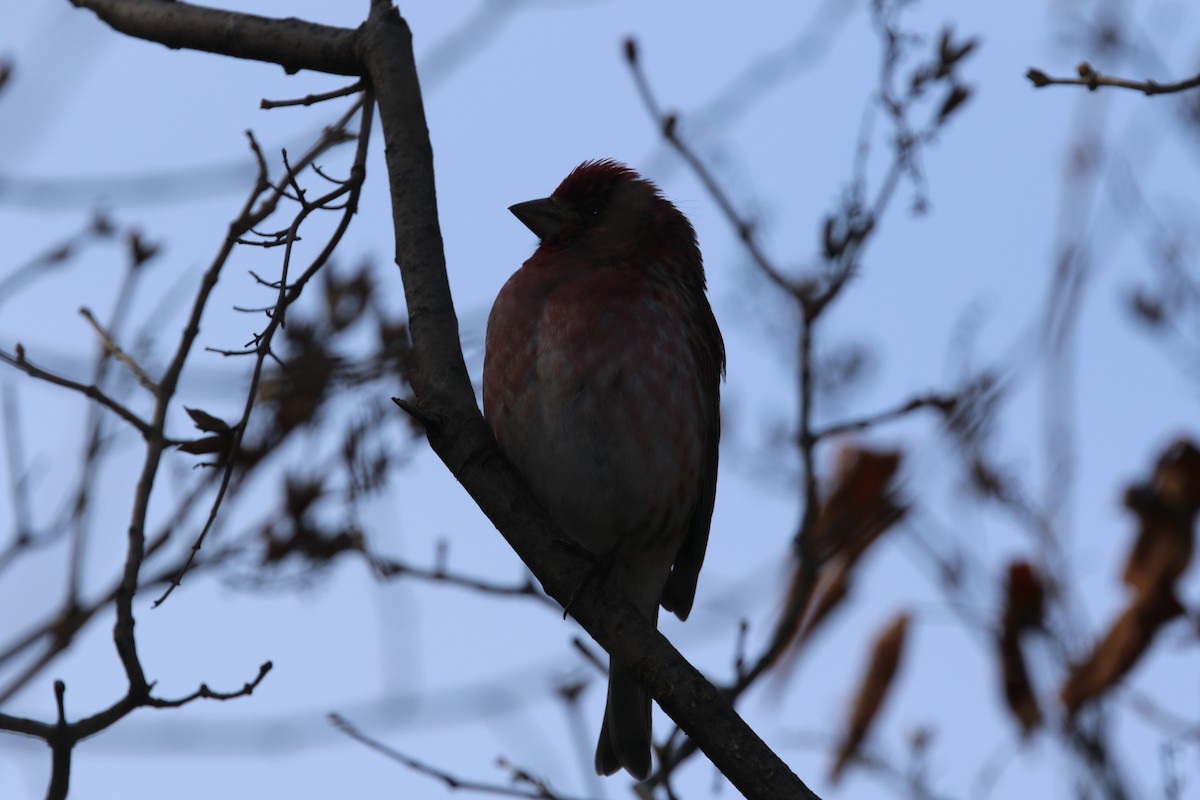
[355,3,816,797]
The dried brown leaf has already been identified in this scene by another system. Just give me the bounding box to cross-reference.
[937,84,972,123]
[1122,439,1200,598]
[767,555,851,678]
[830,612,911,783]
[769,446,905,678]
[1000,639,1042,735]
[1060,591,1184,715]
[285,476,323,520]
[809,445,906,564]
[1002,560,1044,635]
[127,229,161,268]
[185,406,233,435]
[996,560,1044,734]
[997,630,1041,734]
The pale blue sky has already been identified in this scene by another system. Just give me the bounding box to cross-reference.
[2,1,1198,799]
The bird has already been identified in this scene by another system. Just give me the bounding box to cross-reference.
[482,160,724,780]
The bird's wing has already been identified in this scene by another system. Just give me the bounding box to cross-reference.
[661,298,724,621]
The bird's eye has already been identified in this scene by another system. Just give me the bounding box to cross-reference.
[582,201,604,218]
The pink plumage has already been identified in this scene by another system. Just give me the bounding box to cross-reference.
[483,160,724,779]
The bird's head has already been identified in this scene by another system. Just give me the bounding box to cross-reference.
[510,160,699,267]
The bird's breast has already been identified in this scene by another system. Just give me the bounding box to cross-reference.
[484,264,704,561]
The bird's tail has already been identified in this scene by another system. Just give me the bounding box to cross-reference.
[594,659,652,779]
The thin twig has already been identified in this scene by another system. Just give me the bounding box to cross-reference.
[0,522,232,702]
[47,681,70,800]
[1,383,33,544]
[625,39,798,296]
[148,661,273,707]
[0,213,114,310]
[330,714,582,800]
[78,307,159,392]
[1027,63,1200,95]
[261,79,364,109]
[0,350,154,440]
[68,257,149,607]
[371,554,554,607]
[814,393,957,440]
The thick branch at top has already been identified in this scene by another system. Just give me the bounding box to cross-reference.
[71,0,358,75]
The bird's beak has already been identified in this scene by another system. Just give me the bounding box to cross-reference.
[509,197,569,242]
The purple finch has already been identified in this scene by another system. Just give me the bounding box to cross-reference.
[483,160,724,779]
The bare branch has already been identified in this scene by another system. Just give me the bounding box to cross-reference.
[148,661,273,708]
[371,551,554,608]
[624,37,798,296]
[0,349,155,440]
[1,384,33,547]
[815,393,958,440]
[330,714,583,800]
[262,80,364,109]
[0,212,115,308]
[69,0,358,76]
[78,306,159,393]
[155,93,372,606]
[1027,63,1200,95]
